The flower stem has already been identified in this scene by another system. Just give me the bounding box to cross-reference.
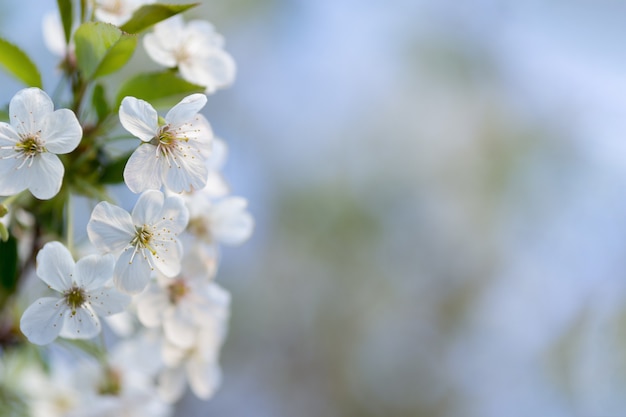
[66,191,74,254]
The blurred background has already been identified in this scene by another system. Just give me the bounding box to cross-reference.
[5,0,626,416]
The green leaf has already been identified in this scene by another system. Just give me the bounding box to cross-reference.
[0,223,7,242]
[92,83,110,122]
[115,71,205,108]
[57,0,73,44]
[0,37,42,88]
[0,234,18,301]
[99,151,133,184]
[74,22,137,79]
[120,3,199,34]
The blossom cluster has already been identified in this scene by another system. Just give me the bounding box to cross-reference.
[0,1,252,415]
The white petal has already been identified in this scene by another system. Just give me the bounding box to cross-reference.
[185,20,222,51]
[132,189,164,225]
[74,253,115,290]
[0,122,20,148]
[143,32,177,68]
[136,286,169,327]
[119,96,158,142]
[162,339,186,366]
[186,360,221,400]
[87,287,131,316]
[163,308,196,349]
[42,12,68,57]
[180,51,236,94]
[59,306,101,339]
[20,297,66,345]
[211,197,254,245]
[9,88,54,136]
[27,153,65,200]
[40,108,82,154]
[123,143,163,193]
[179,114,213,157]
[158,193,189,233]
[151,15,185,52]
[114,246,153,294]
[165,94,207,128]
[203,172,229,198]
[36,241,75,292]
[87,201,134,253]
[163,145,208,193]
[157,367,186,403]
[0,156,28,197]
[151,239,182,278]
[206,137,227,171]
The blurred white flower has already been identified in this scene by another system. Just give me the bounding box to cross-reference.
[202,137,230,198]
[20,242,130,345]
[94,0,154,26]
[136,252,230,349]
[157,305,230,403]
[87,190,189,294]
[42,11,73,58]
[143,15,236,94]
[187,196,254,246]
[78,334,171,417]
[0,88,82,200]
[119,94,213,193]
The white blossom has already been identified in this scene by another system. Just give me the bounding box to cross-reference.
[187,196,254,246]
[87,190,189,294]
[157,296,230,403]
[94,0,154,26]
[42,12,72,58]
[119,94,213,193]
[136,250,230,349]
[0,88,82,200]
[71,350,171,417]
[19,242,130,345]
[143,15,236,94]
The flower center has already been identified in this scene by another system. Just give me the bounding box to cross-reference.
[151,124,188,169]
[63,286,86,313]
[158,125,176,146]
[98,367,122,396]
[167,279,189,304]
[16,135,44,156]
[174,48,191,64]
[130,224,156,255]
[0,134,46,168]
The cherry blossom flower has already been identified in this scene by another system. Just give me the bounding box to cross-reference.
[143,15,236,94]
[94,0,154,26]
[86,190,189,294]
[119,94,213,193]
[187,137,230,200]
[19,242,130,345]
[0,88,82,199]
[157,301,230,403]
[187,196,254,246]
[136,250,230,349]
[42,11,72,58]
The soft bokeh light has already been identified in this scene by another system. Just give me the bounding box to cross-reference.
[4,0,626,416]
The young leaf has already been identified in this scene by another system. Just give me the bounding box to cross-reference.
[0,38,42,88]
[57,0,73,44]
[115,71,204,108]
[120,3,199,34]
[74,22,138,79]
